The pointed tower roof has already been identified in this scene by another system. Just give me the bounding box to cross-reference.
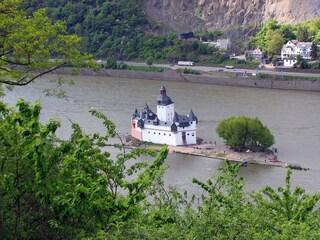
[157,85,173,106]
[188,109,198,123]
[172,111,179,122]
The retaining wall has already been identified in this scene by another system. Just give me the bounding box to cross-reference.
[53,68,320,92]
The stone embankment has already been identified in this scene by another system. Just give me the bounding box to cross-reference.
[53,67,320,92]
[168,144,307,170]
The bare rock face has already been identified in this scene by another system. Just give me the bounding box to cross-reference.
[140,0,320,32]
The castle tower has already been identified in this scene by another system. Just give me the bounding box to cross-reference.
[156,85,175,122]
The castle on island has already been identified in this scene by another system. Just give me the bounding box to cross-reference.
[131,85,198,146]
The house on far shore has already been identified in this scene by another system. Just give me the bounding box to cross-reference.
[245,48,264,62]
[281,40,316,67]
[203,38,231,51]
[131,85,198,146]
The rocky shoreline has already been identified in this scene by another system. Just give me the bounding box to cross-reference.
[124,136,307,170]
[168,144,308,170]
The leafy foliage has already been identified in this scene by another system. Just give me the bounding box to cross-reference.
[0,0,94,88]
[216,116,275,150]
[0,99,167,239]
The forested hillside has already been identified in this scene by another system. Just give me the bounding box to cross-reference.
[20,0,232,64]
[24,0,320,67]
[40,0,148,58]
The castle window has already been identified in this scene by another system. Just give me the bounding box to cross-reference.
[154,132,156,134]
[169,134,171,136]
[159,133,161,135]
[165,122,167,125]
[187,133,190,136]
[164,133,166,136]
[192,134,194,137]
[148,131,150,134]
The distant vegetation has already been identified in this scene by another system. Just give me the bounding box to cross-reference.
[124,65,165,72]
[176,68,201,75]
[249,19,320,62]
[257,73,320,81]
[24,0,255,67]
[23,1,320,69]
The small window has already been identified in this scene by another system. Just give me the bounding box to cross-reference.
[169,134,171,136]
[154,132,156,134]
[164,133,166,136]
[159,133,160,135]
[148,131,150,134]
[192,134,194,137]
[187,133,190,136]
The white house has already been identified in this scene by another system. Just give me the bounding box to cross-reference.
[245,48,264,62]
[203,39,231,51]
[281,40,313,67]
[131,85,198,146]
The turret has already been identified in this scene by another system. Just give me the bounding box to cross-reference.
[188,109,198,123]
[156,85,175,122]
[157,85,173,106]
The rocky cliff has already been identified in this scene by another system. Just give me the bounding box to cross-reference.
[140,0,320,32]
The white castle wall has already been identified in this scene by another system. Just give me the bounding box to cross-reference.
[140,121,197,146]
[157,103,175,122]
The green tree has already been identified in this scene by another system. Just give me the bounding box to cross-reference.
[310,42,318,60]
[209,29,224,41]
[279,24,296,42]
[146,56,154,66]
[0,0,94,89]
[0,99,168,239]
[167,32,177,45]
[105,56,118,69]
[266,29,285,57]
[252,168,320,239]
[297,26,309,42]
[216,116,275,150]
[254,19,280,51]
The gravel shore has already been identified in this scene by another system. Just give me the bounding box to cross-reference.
[168,144,306,170]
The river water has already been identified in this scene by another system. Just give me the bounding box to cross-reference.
[3,75,320,194]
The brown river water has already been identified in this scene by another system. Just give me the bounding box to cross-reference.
[3,75,320,194]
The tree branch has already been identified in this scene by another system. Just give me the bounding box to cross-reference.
[0,63,67,86]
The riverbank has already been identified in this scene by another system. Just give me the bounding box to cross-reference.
[53,67,320,92]
[168,144,307,170]
[124,136,307,170]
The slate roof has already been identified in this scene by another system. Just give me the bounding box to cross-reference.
[132,86,198,130]
[188,109,198,123]
[157,85,173,106]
